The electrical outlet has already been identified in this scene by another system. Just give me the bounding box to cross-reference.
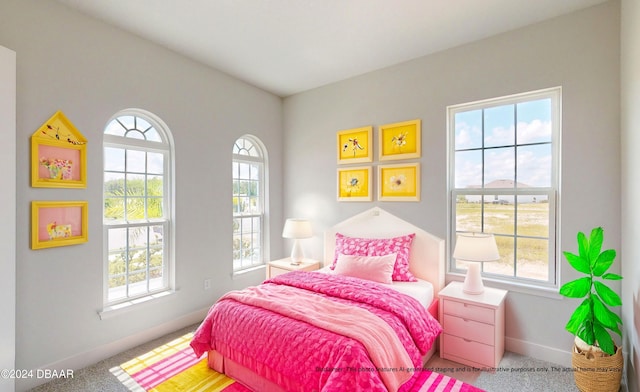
[203,279,211,290]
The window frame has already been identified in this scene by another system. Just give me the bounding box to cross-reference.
[232,135,269,274]
[102,109,175,309]
[447,87,561,290]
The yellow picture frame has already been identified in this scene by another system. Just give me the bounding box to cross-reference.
[337,126,373,164]
[337,166,372,201]
[31,201,88,250]
[31,111,87,188]
[378,119,421,161]
[378,163,420,201]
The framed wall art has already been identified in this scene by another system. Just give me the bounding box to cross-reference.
[337,166,372,201]
[31,201,88,250]
[31,110,87,188]
[378,163,420,201]
[337,126,373,164]
[378,119,421,161]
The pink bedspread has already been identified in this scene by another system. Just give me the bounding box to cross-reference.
[191,271,442,392]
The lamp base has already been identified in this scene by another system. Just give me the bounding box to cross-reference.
[462,262,485,295]
[290,240,304,266]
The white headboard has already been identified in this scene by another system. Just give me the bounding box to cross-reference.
[324,207,445,293]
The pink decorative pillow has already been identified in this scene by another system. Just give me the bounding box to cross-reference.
[332,232,417,282]
[333,253,396,284]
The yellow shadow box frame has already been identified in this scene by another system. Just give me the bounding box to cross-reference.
[378,119,421,161]
[378,163,420,202]
[337,126,373,164]
[337,166,372,202]
[31,201,88,250]
[31,111,87,188]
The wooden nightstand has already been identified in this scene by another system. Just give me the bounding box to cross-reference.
[438,281,507,368]
[266,258,320,279]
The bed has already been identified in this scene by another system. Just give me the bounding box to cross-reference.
[191,207,449,392]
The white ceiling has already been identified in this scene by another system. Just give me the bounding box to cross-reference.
[56,0,607,97]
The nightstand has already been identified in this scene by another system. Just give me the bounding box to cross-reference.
[438,281,507,368]
[266,258,320,279]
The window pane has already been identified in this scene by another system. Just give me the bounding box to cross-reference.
[455,150,482,188]
[250,164,260,180]
[104,198,125,220]
[127,150,146,172]
[147,175,163,197]
[517,195,549,237]
[126,197,146,220]
[517,99,552,144]
[105,119,126,137]
[516,237,549,281]
[455,197,481,232]
[484,147,514,185]
[104,147,125,171]
[483,236,515,276]
[104,172,125,197]
[484,201,514,235]
[126,174,145,196]
[484,104,514,148]
[147,152,164,174]
[517,144,552,187]
[455,110,482,150]
[147,197,163,219]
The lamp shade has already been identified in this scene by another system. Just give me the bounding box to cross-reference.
[453,233,500,262]
[282,219,312,265]
[453,233,500,295]
[282,219,312,239]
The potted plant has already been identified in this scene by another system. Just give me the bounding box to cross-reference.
[559,227,623,392]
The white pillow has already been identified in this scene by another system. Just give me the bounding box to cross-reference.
[333,253,397,284]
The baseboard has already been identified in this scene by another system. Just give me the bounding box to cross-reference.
[17,307,209,391]
[505,336,572,367]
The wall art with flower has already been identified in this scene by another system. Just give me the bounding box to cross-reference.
[31,201,88,249]
[337,166,372,201]
[31,110,87,188]
[378,163,420,201]
[378,119,421,161]
[337,126,373,164]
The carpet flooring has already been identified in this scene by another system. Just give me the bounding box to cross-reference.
[31,324,580,392]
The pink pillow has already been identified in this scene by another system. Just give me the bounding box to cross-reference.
[333,253,396,284]
[332,232,417,282]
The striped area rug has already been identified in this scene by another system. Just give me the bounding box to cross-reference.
[117,332,248,392]
[116,332,482,392]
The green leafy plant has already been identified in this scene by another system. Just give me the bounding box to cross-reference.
[559,227,622,355]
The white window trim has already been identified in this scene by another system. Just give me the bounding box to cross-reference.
[101,108,176,312]
[446,87,562,294]
[232,135,269,275]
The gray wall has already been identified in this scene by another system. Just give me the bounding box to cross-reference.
[0,1,283,390]
[283,1,621,364]
[0,45,16,392]
[621,0,639,390]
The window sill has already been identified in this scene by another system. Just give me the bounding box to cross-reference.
[445,273,562,300]
[232,264,266,279]
[98,289,178,320]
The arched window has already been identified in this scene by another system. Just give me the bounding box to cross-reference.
[103,109,174,306]
[233,135,268,272]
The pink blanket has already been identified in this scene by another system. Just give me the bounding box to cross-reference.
[191,271,442,391]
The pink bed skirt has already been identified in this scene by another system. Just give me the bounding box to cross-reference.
[207,298,440,392]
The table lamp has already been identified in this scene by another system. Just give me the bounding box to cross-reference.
[282,219,312,265]
[453,233,500,294]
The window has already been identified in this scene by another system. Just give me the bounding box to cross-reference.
[103,110,174,305]
[233,136,267,272]
[448,87,560,287]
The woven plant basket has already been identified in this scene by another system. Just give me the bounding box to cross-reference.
[572,343,622,392]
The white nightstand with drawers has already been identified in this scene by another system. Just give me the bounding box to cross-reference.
[438,281,507,368]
